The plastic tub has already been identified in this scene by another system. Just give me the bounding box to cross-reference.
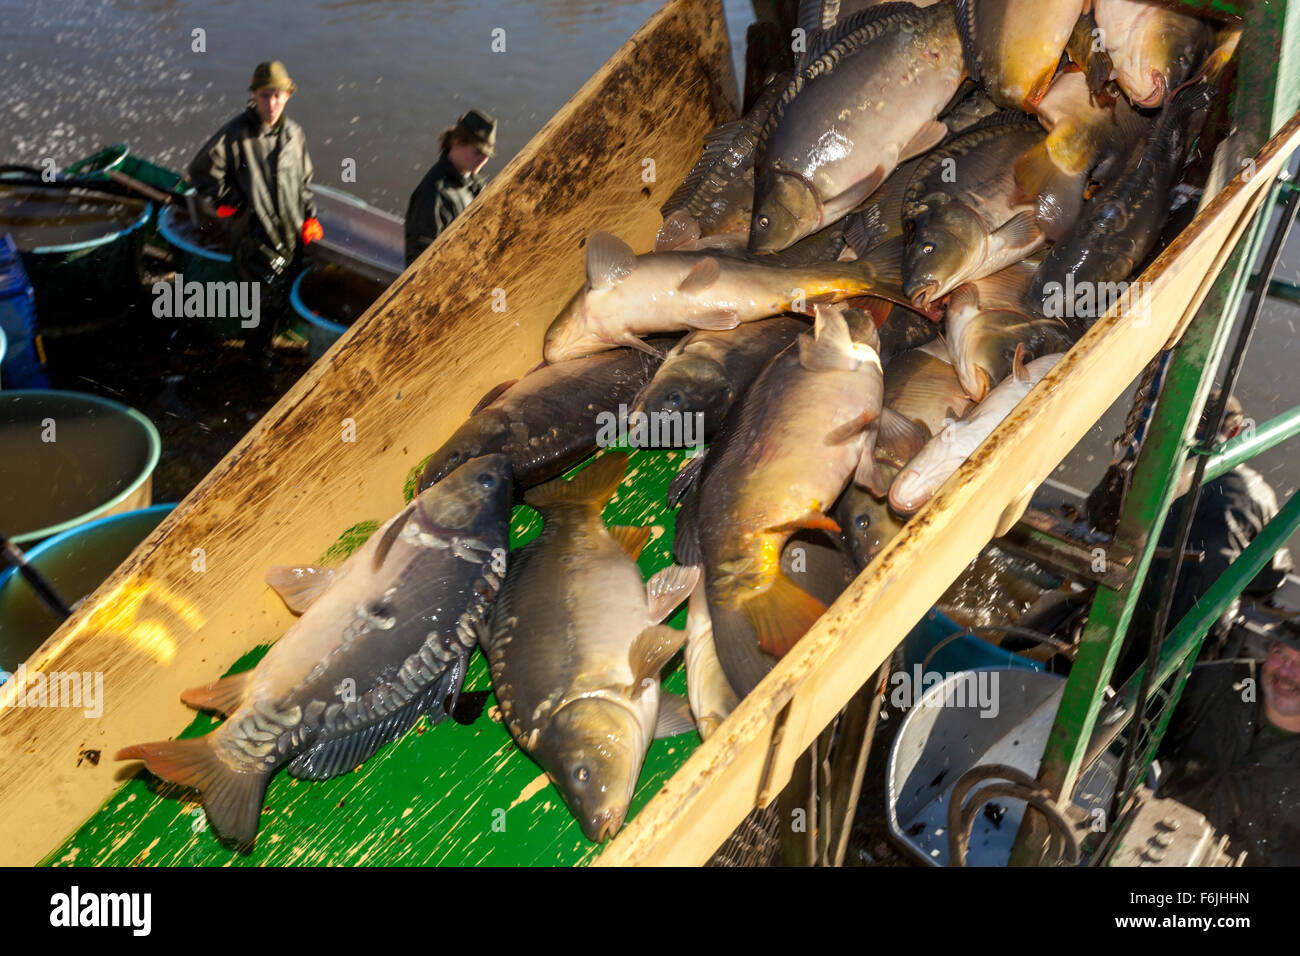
[291,264,387,360]
[0,390,161,546]
[0,504,174,673]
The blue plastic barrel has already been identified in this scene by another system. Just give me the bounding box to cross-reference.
[0,234,49,388]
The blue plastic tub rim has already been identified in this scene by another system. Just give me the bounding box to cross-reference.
[291,266,346,334]
[157,200,232,264]
[2,389,163,544]
[28,200,153,256]
[0,503,177,593]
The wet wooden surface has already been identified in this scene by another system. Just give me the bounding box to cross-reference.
[0,0,737,866]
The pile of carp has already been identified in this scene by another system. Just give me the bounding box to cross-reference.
[119,0,1238,847]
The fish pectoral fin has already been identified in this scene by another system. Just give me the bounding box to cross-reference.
[617,333,668,358]
[826,408,878,444]
[877,407,930,466]
[372,505,415,572]
[609,524,653,561]
[900,122,950,163]
[667,449,708,508]
[586,231,637,290]
[654,691,697,739]
[766,513,841,535]
[991,210,1042,252]
[855,455,895,498]
[672,496,704,567]
[655,209,702,253]
[646,564,701,624]
[740,571,828,659]
[687,309,740,332]
[180,671,253,716]
[678,256,721,295]
[524,451,629,512]
[264,564,337,614]
[470,379,518,415]
[115,737,269,846]
[630,624,688,691]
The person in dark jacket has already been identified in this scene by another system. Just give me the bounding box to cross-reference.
[188,61,322,367]
[1157,623,1300,865]
[404,110,496,266]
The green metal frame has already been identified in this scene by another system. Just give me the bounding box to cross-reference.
[1010,0,1300,865]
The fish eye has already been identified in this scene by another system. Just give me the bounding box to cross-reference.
[757,215,771,230]
[573,766,590,784]
[447,451,462,465]
[921,242,936,255]
[663,389,682,410]
[854,513,870,531]
[477,472,496,488]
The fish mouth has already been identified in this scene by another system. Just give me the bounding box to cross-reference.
[908,281,941,310]
[888,470,924,515]
[588,807,628,843]
[1135,70,1167,108]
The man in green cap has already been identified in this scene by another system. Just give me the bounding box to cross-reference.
[404,109,497,266]
[188,61,322,367]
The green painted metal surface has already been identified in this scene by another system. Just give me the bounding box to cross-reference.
[42,446,702,866]
[1203,404,1300,480]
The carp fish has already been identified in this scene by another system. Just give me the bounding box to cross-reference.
[836,465,907,571]
[673,304,886,696]
[750,1,966,253]
[543,231,906,363]
[1031,83,1216,322]
[483,452,699,842]
[958,0,1085,110]
[635,316,807,442]
[944,258,1079,401]
[890,347,1062,514]
[117,455,513,844]
[418,342,670,493]
[1093,0,1213,107]
[903,111,1048,309]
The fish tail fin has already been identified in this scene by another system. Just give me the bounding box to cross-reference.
[709,572,827,697]
[525,451,630,513]
[116,737,269,845]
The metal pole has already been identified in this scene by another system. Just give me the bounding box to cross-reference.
[1203,405,1300,480]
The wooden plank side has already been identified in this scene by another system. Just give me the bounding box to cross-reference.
[596,112,1300,867]
[0,0,739,867]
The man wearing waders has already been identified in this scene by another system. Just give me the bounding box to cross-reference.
[189,61,322,370]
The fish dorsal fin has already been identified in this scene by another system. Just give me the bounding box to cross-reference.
[470,379,517,415]
[842,205,888,258]
[801,304,879,373]
[646,564,701,624]
[265,564,336,614]
[678,257,720,295]
[630,624,688,694]
[804,2,918,66]
[180,671,252,716]
[1011,342,1029,384]
[655,209,702,252]
[654,691,697,738]
[372,505,414,572]
[525,451,629,512]
[954,0,980,78]
[609,524,652,561]
[585,232,636,290]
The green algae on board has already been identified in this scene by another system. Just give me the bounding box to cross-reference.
[44,446,700,867]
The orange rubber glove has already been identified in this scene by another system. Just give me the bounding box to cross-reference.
[301,217,323,245]
[216,204,239,218]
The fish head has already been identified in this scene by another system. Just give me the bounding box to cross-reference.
[540,696,646,842]
[750,167,821,253]
[837,480,905,571]
[638,356,730,432]
[888,438,959,515]
[415,452,514,534]
[544,288,602,363]
[903,205,984,309]
[1130,16,1213,107]
[418,412,512,492]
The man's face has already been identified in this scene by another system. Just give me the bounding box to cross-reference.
[1262,641,1300,719]
[449,140,490,177]
[254,88,290,127]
